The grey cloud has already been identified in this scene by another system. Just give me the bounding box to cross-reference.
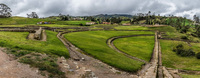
[1,0,200,19]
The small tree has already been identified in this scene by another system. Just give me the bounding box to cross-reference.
[0,3,12,18]
[59,14,69,21]
[27,12,39,18]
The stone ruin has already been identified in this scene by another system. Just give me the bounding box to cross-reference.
[34,27,43,40]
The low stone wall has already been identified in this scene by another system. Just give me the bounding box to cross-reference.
[0,29,35,32]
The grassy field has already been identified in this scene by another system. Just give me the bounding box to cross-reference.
[0,17,91,26]
[0,30,69,58]
[180,74,200,78]
[0,24,81,27]
[113,36,155,61]
[148,26,184,39]
[148,26,200,42]
[115,26,149,30]
[64,31,154,72]
[56,21,91,25]
[160,40,200,71]
[121,21,130,24]
[0,17,56,25]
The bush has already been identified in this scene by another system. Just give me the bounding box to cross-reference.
[196,52,200,59]
[15,51,31,57]
[173,44,196,57]
[178,49,195,57]
[181,36,188,40]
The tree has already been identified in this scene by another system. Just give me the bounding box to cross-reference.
[59,13,69,21]
[110,17,121,24]
[27,12,39,18]
[0,3,12,18]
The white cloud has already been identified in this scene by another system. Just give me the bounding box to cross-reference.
[1,0,200,19]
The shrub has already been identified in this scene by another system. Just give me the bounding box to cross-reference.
[173,44,196,57]
[15,51,31,57]
[181,36,188,40]
[179,49,195,57]
[196,52,200,59]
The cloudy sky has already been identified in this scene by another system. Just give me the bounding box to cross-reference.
[1,0,200,19]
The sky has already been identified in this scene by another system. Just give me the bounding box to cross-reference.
[1,0,200,19]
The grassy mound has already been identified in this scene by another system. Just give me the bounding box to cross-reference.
[0,30,69,58]
[64,31,154,72]
[113,36,155,61]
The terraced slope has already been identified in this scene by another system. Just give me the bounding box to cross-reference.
[64,31,154,72]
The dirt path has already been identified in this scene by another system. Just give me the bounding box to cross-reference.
[138,32,159,78]
[57,32,139,78]
[0,48,45,78]
[41,30,47,41]
[107,34,154,63]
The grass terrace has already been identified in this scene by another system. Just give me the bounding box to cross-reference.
[64,31,154,72]
[0,30,69,58]
[113,36,155,61]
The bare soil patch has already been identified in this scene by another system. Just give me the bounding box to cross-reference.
[0,48,45,78]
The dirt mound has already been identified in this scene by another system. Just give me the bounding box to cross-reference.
[0,48,45,78]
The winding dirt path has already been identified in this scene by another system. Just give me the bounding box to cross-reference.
[107,34,154,63]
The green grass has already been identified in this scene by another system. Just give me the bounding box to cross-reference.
[64,31,154,72]
[0,30,69,58]
[149,26,186,39]
[0,17,91,27]
[115,26,149,30]
[113,36,155,61]
[160,40,200,71]
[56,21,91,25]
[121,21,130,24]
[180,74,200,78]
[191,43,200,53]
[0,17,56,25]
[148,26,176,32]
